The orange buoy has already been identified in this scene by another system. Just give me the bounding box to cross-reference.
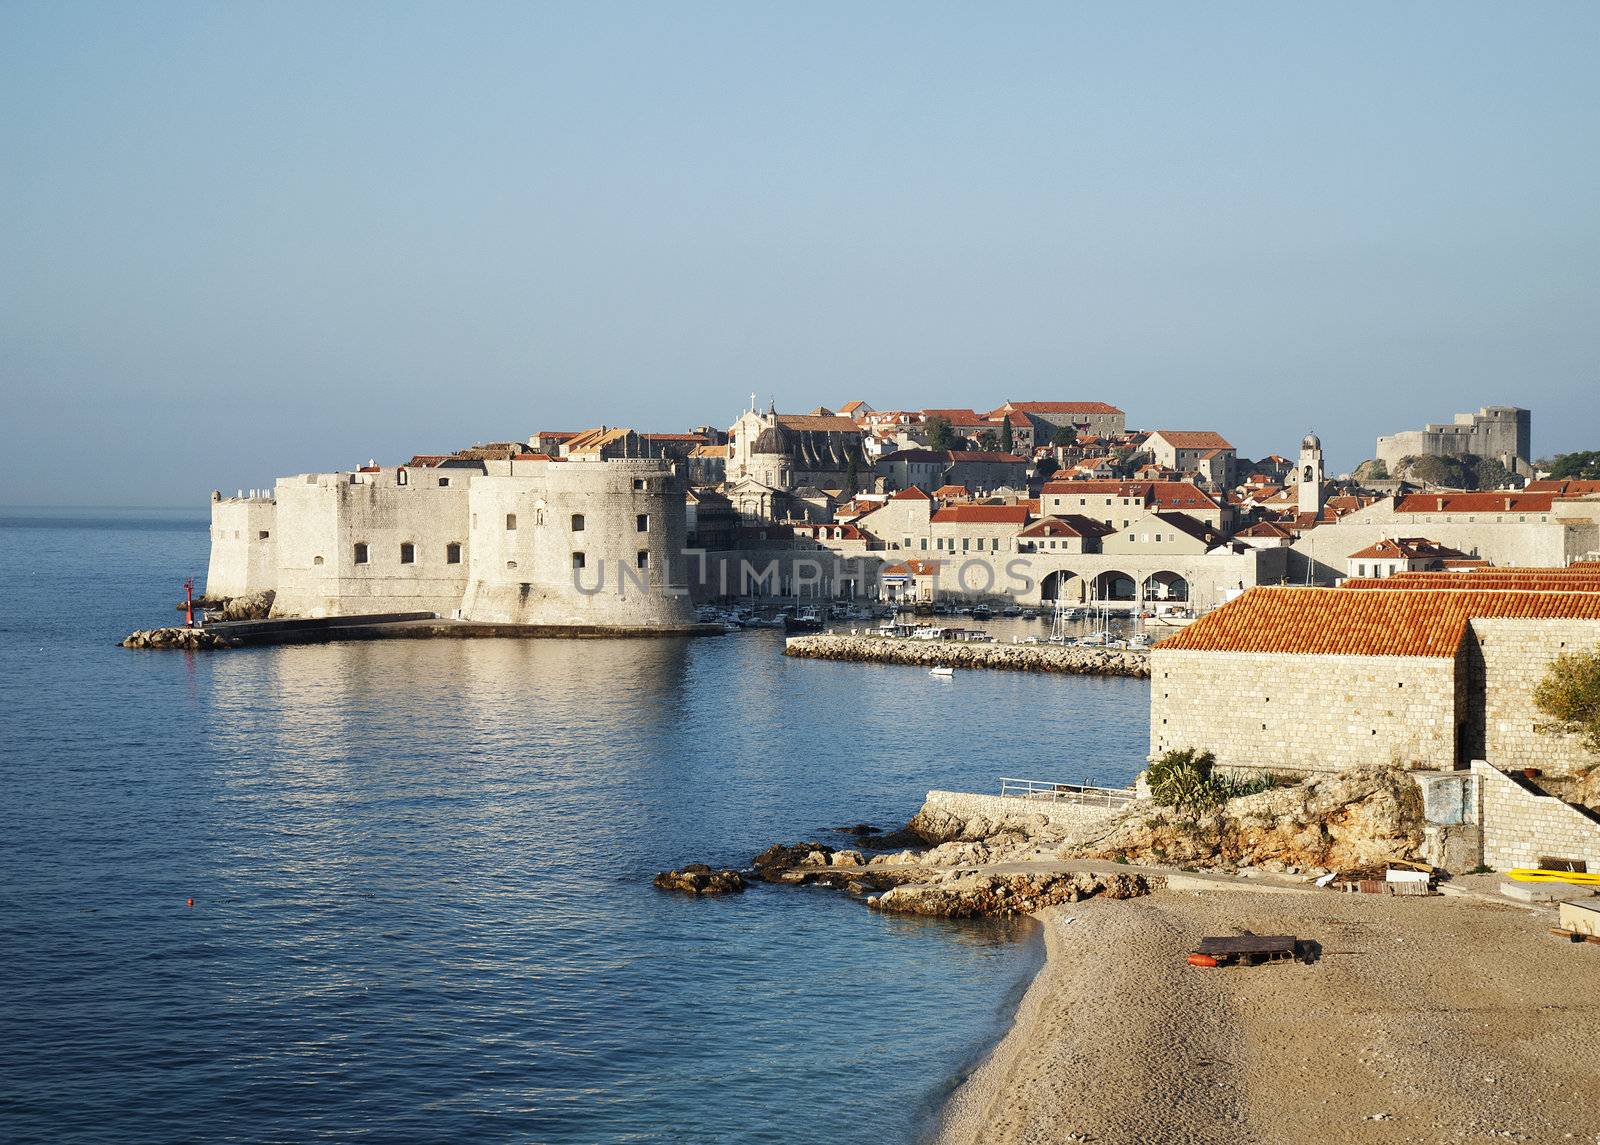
[186,898,194,908]
[1187,953,1219,968]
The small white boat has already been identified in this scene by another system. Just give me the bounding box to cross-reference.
[929,666,955,678]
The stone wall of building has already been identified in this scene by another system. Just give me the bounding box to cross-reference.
[1471,617,1600,776]
[204,495,278,599]
[459,458,696,628]
[270,467,474,618]
[1471,760,1600,871]
[1149,648,1461,773]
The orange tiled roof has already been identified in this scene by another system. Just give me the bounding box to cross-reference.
[989,401,1123,415]
[1343,569,1600,592]
[1394,492,1558,513]
[931,505,1031,524]
[1150,430,1235,450]
[1159,586,1600,657]
[890,486,933,501]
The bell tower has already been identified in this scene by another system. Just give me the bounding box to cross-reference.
[1298,431,1325,517]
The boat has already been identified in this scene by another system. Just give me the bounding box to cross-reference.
[782,608,823,633]
[970,605,992,620]
[929,666,955,678]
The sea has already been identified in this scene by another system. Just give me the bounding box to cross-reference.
[0,507,1150,1145]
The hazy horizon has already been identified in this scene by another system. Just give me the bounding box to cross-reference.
[4,2,1597,507]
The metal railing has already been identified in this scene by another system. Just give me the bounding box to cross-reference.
[998,776,1136,808]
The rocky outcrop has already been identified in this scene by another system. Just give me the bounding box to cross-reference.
[1060,767,1427,872]
[187,589,275,621]
[871,869,1159,918]
[653,864,746,895]
[784,635,1150,677]
[122,627,238,650]
[909,801,1058,847]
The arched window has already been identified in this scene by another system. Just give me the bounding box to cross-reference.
[1303,465,1313,482]
[314,555,324,566]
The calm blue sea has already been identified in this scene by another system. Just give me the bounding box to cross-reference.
[0,508,1150,1144]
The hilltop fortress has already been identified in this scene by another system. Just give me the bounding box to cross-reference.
[206,453,698,630]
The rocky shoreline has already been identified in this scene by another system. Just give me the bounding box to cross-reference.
[123,626,239,650]
[783,634,1151,677]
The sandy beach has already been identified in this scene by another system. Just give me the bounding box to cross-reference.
[935,883,1600,1144]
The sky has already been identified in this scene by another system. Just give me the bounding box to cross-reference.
[2,1,1597,505]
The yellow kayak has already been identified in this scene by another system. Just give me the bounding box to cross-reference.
[1506,868,1600,886]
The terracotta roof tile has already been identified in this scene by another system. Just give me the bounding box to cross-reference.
[1158,586,1600,657]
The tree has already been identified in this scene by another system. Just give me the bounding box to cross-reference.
[975,429,1000,452]
[1547,451,1600,480]
[1051,425,1077,447]
[844,453,859,497]
[1534,650,1600,753]
[1035,457,1060,480]
[1000,418,1014,453]
[925,416,954,451]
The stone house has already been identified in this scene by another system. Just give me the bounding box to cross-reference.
[1345,537,1474,580]
[1144,431,1237,487]
[1150,585,1600,777]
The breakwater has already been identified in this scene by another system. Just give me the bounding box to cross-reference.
[783,634,1150,677]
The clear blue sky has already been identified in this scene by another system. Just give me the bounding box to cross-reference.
[3,1,1596,505]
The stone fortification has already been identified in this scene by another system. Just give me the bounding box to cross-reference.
[1375,405,1531,472]
[783,634,1150,676]
[202,455,697,630]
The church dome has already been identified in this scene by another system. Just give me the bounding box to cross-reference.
[1301,431,1321,450]
[752,425,789,455]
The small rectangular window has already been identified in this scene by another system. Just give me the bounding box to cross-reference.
[572,552,586,569]
[446,542,462,564]
[634,478,645,490]
[572,514,585,532]
[506,513,517,530]
[400,542,415,564]
[439,477,450,487]
[258,530,270,540]
[637,550,649,569]
[636,514,649,532]
[354,542,369,564]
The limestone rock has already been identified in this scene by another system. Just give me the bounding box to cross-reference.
[872,869,1159,919]
[829,849,866,867]
[1059,766,1427,871]
[653,864,745,895]
[122,627,237,650]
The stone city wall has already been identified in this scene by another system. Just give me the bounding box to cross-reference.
[916,789,1131,841]
[1149,648,1460,773]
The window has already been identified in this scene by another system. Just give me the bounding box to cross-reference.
[354,542,369,564]
[572,514,585,532]
[919,538,928,550]
[634,478,645,490]
[446,542,462,564]
[258,530,270,540]
[904,537,911,548]
[439,477,450,487]
[636,513,649,532]
[400,543,415,564]
[314,555,324,566]
[976,538,984,550]
[506,560,518,569]
[636,550,649,569]
[397,469,408,486]
[572,552,586,569]
[506,513,517,530]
